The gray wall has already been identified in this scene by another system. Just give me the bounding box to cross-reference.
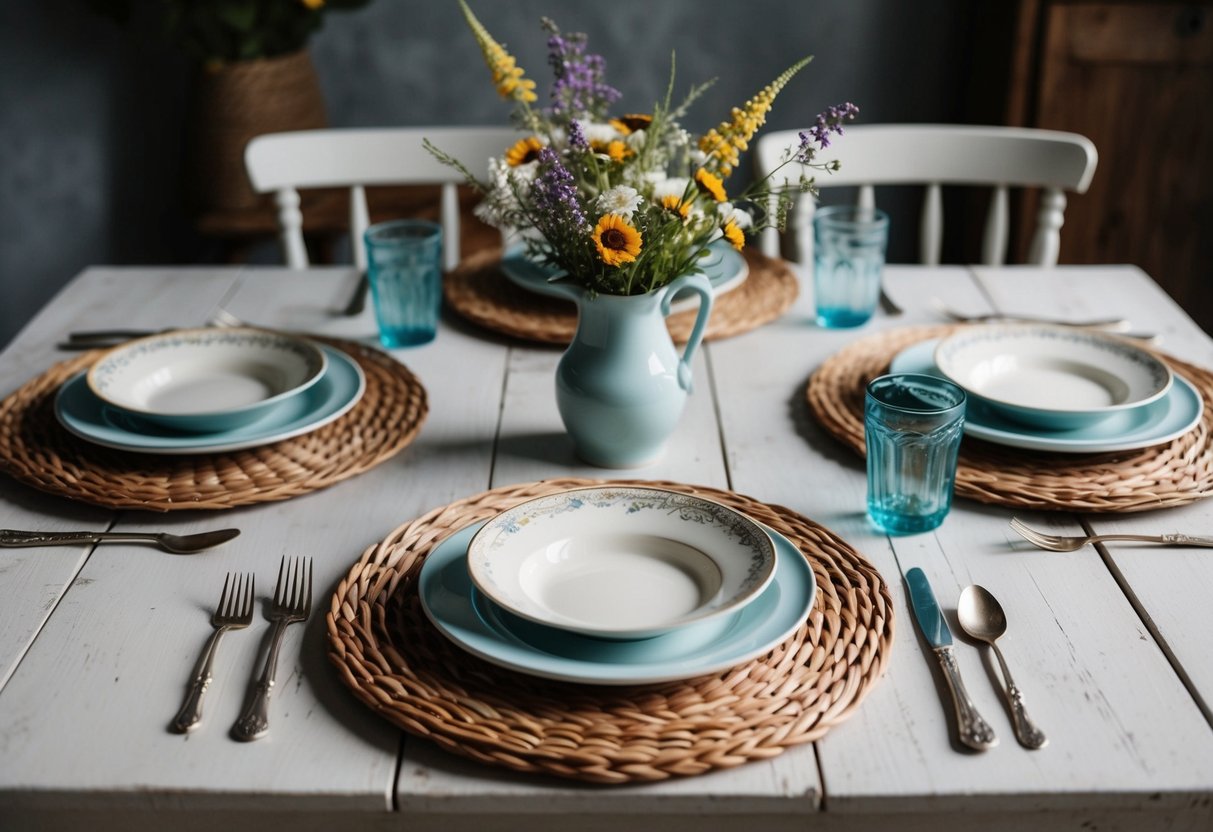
[0,0,975,346]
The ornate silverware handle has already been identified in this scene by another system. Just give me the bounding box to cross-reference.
[169,627,227,734]
[934,646,998,750]
[0,529,102,547]
[990,643,1048,749]
[231,620,289,742]
[1098,533,1213,547]
[0,529,166,548]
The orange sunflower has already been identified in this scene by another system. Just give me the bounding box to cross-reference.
[660,195,691,219]
[590,139,632,162]
[722,220,745,251]
[505,136,544,166]
[592,215,642,266]
[694,169,727,202]
[609,113,654,135]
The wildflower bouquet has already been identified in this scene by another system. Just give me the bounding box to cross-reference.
[430,0,857,297]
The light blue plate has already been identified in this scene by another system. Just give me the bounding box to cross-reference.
[891,339,1203,453]
[54,344,366,455]
[419,519,816,685]
[499,239,748,311]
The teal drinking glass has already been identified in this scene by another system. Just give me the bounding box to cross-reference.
[865,373,966,535]
[364,219,443,348]
[813,205,889,328]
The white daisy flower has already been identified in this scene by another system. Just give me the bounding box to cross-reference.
[650,177,691,201]
[582,122,622,146]
[596,186,643,219]
[718,201,754,229]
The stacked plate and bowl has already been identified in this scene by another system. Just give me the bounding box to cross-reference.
[418,485,818,685]
[54,328,366,454]
[890,325,1202,453]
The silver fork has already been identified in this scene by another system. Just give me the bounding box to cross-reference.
[231,556,313,742]
[1010,517,1213,552]
[170,572,255,733]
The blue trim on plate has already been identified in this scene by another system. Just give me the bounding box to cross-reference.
[891,339,1203,453]
[54,344,366,455]
[418,518,816,685]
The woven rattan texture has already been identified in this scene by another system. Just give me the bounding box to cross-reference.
[807,325,1213,513]
[326,478,893,784]
[0,339,427,511]
[443,247,799,345]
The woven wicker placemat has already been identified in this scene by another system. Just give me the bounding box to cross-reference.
[0,338,427,511]
[444,247,799,345]
[326,477,893,784]
[807,325,1213,513]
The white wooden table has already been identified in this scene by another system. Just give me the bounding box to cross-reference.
[1,261,1212,832]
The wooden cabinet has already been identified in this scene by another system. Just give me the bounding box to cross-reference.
[989,1,1213,333]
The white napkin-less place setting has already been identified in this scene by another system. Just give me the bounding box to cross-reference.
[53,328,367,454]
[418,485,818,685]
[891,324,1203,453]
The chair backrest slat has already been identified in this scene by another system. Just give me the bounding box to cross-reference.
[245,127,520,269]
[755,124,1097,266]
[982,185,1010,266]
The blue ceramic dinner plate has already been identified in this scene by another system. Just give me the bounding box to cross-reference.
[54,344,366,455]
[499,239,749,311]
[890,339,1203,453]
[418,518,816,685]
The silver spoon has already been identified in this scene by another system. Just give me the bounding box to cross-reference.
[0,528,240,555]
[957,585,1048,749]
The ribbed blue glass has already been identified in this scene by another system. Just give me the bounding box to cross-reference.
[865,373,966,534]
[813,205,889,329]
[364,219,443,348]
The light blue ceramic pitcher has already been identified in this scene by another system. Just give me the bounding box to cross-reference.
[545,273,714,468]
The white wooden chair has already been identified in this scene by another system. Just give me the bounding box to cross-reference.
[754,124,1098,266]
[244,126,519,272]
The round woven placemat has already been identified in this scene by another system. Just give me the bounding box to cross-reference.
[0,338,427,511]
[326,477,893,784]
[807,325,1213,513]
[444,247,798,345]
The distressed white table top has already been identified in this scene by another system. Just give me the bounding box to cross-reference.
[0,262,1211,832]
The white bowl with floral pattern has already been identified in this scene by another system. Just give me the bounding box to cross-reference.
[934,324,1173,430]
[87,327,327,433]
[465,486,777,640]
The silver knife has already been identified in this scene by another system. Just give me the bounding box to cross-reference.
[58,328,171,350]
[905,567,998,750]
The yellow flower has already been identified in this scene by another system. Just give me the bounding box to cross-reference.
[694,169,727,202]
[608,113,653,135]
[660,195,691,219]
[591,139,632,162]
[593,215,643,266]
[505,137,544,166]
[459,0,538,103]
[299,0,325,9]
[699,56,811,177]
[722,221,745,251]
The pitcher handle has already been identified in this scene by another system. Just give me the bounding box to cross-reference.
[660,273,714,392]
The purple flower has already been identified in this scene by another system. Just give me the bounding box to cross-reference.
[530,147,588,232]
[542,19,620,119]
[796,102,859,162]
[566,118,588,150]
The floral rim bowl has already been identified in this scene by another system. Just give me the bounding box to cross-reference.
[933,324,1173,430]
[465,485,778,640]
[86,327,327,433]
